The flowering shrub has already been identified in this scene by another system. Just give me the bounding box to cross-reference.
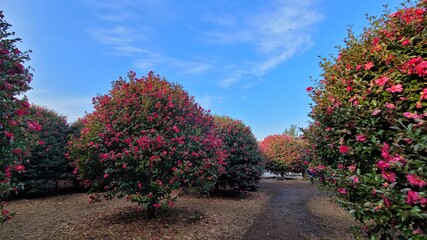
[68,71,225,218]
[0,11,36,223]
[17,105,70,193]
[259,134,304,176]
[305,1,427,238]
[213,116,263,191]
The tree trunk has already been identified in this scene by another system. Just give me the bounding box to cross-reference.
[302,169,307,180]
[146,206,156,219]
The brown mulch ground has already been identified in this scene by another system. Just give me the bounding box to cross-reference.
[0,179,359,240]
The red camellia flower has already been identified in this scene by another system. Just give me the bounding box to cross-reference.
[14,164,25,172]
[172,125,180,133]
[406,174,427,187]
[382,171,396,182]
[339,145,349,154]
[406,190,419,205]
[306,86,313,92]
[383,197,391,208]
[27,120,42,131]
[355,134,366,142]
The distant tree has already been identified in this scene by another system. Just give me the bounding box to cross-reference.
[213,116,263,191]
[283,125,300,139]
[17,105,70,193]
[259,134,304,177]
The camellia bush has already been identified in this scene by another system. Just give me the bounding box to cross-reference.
[68,71,226,218]
[0,11,38,222]
[305,1,427,238]
[17,105,70,193]
[259,134,305,177]
[213,116,263,191]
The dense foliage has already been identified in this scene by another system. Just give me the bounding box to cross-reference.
[68,71,226,218]
[305,1,427,238]
[259,134,304,176]
[17,105,70,193]
[213,116,263,191]
[0,11,36,222]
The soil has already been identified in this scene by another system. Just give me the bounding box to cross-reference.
[0,179,359,240]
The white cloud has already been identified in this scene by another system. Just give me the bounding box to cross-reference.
[204,0,323,87]
[86,0,322,88]
[196,94,226,110]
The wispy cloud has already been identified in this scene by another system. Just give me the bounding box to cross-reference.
[204,0,323,87]
[85,0,322,88]
[196,94,227,110]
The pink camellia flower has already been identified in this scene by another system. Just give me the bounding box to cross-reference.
[317,164,325,170]
[337,188,347,194]
[337,164,345,170]
[303,161,309,165]
[27,120,42,131]
[385,103,396,109]
[371,109,381,116]
[382,171,396,182]
[339,145,349,154]
[401,39,410,46]
[137,182,143,189]
[172,125,180,133]
[38,140,45,145]
[153,203,161,209]
[374,76,389,86]
[364,61,374,70]
[406,190,419,205]
[403,112,422,119]
[14,164,25,172]
[377,160,390,170]
[386,84,403,93]
[306,86,313,92]
[348,165,356,172]
[420,198,427,208]
[352,176,359,184]
[406,174,427,187]
[103,173,109,179]
[356,134,366,142]
[420,88,427,100]
[4,166,12,178]
[413,227,425,235]
[383,197,391,208]
[371,188,377,196]
[122,163,127,169]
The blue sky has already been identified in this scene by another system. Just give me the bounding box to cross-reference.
[2,0,401,140]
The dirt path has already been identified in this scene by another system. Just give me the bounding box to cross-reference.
[244,179,358,240]
[0,179,358,239]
